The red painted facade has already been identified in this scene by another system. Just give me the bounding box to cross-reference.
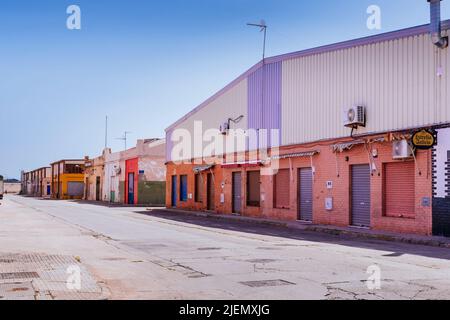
[125,158,139,205]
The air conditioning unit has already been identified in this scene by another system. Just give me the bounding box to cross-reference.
[393,140,414,160]
[220,121,230,135]
[343,106,366,128]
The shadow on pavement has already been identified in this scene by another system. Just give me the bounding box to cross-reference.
[136,209,450,261]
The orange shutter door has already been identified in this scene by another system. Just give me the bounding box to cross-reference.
[384,162,415,218]
[275,169,290,209]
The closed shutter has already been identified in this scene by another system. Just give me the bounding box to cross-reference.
[351,165,371,227]
[298,168,313,221]
[232,172,242,213]
[247,171,260,207]
[180,175,188,202]
[384,162,415,218]
[195,174,203,202]
[67,182,84,197]
[274,169,290,209]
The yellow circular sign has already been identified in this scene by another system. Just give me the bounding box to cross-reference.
[412,130,436,149]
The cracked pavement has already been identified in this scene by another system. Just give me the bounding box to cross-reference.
[0,195,449,300]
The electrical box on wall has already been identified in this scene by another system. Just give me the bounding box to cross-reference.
[325,197,333,211]
[326,181,333,189]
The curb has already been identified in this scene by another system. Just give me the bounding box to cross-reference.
[155,208,450,249]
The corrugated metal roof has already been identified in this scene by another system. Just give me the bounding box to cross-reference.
[166,21,449,132]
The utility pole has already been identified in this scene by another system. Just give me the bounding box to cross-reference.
[105,116,108,149]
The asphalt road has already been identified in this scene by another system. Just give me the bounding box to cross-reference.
[1,195,449,300]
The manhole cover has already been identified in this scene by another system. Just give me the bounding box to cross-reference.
[0,272,40,280]
[240,279,295,288]
[246,259,277,264]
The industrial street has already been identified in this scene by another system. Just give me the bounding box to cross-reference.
[0,195,449,300]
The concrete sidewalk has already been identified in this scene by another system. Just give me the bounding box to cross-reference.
[153,208,450,249]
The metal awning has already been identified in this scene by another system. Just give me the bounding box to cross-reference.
[221,161,263,169]
[332,137,386,153]
[270,151,319,160]
[332,140,365,153]
[193,165,214,173]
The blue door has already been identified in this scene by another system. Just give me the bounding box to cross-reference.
[171,176,177,207]
[180,175,188,202]
[47,185,51,195]
[128,173,135,205]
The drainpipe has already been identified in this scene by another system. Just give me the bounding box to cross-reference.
[428,0,448,48]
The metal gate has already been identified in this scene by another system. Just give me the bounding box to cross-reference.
[67,182,84,197]
[351,164,371,227]
[171,176,177,207]
[232,172,242,214]
[207,173,215,211]
[298,168,313,221]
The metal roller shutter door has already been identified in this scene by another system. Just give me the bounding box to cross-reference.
[298,168,313,221]
[274,169,290,209]
[384,162,415,218]
[246,171,260,207]
[67,182,84,197]
[232,172,242,213]
[351,164,371,227]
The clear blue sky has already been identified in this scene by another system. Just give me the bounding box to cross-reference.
[1,0,448,179]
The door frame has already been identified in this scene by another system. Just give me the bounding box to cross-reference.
[127,172,135,205]
[171,175,177,207]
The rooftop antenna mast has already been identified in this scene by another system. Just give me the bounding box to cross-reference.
[247,20,268,61]
[116,131,132,150]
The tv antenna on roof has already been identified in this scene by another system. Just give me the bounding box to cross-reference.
[116,131,132,150]
[247,20,268,61]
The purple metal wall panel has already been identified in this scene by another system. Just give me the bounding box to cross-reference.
[248,61,282,148]
[166,130,173,162]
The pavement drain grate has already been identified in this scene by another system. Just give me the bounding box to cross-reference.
[197,247,222,251]
[240,279,295,288]
[0,272,40,280]
[0,259,15,264]
[246,259,278,264]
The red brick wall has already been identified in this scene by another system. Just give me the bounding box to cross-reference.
[166,136,433,235]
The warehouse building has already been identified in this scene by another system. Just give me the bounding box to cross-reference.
[165,3,450,236]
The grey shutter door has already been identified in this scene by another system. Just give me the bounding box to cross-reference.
[298,168,313,221]
[67,182,84,197]
[351,164,371,227]
[232,172,242,213]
